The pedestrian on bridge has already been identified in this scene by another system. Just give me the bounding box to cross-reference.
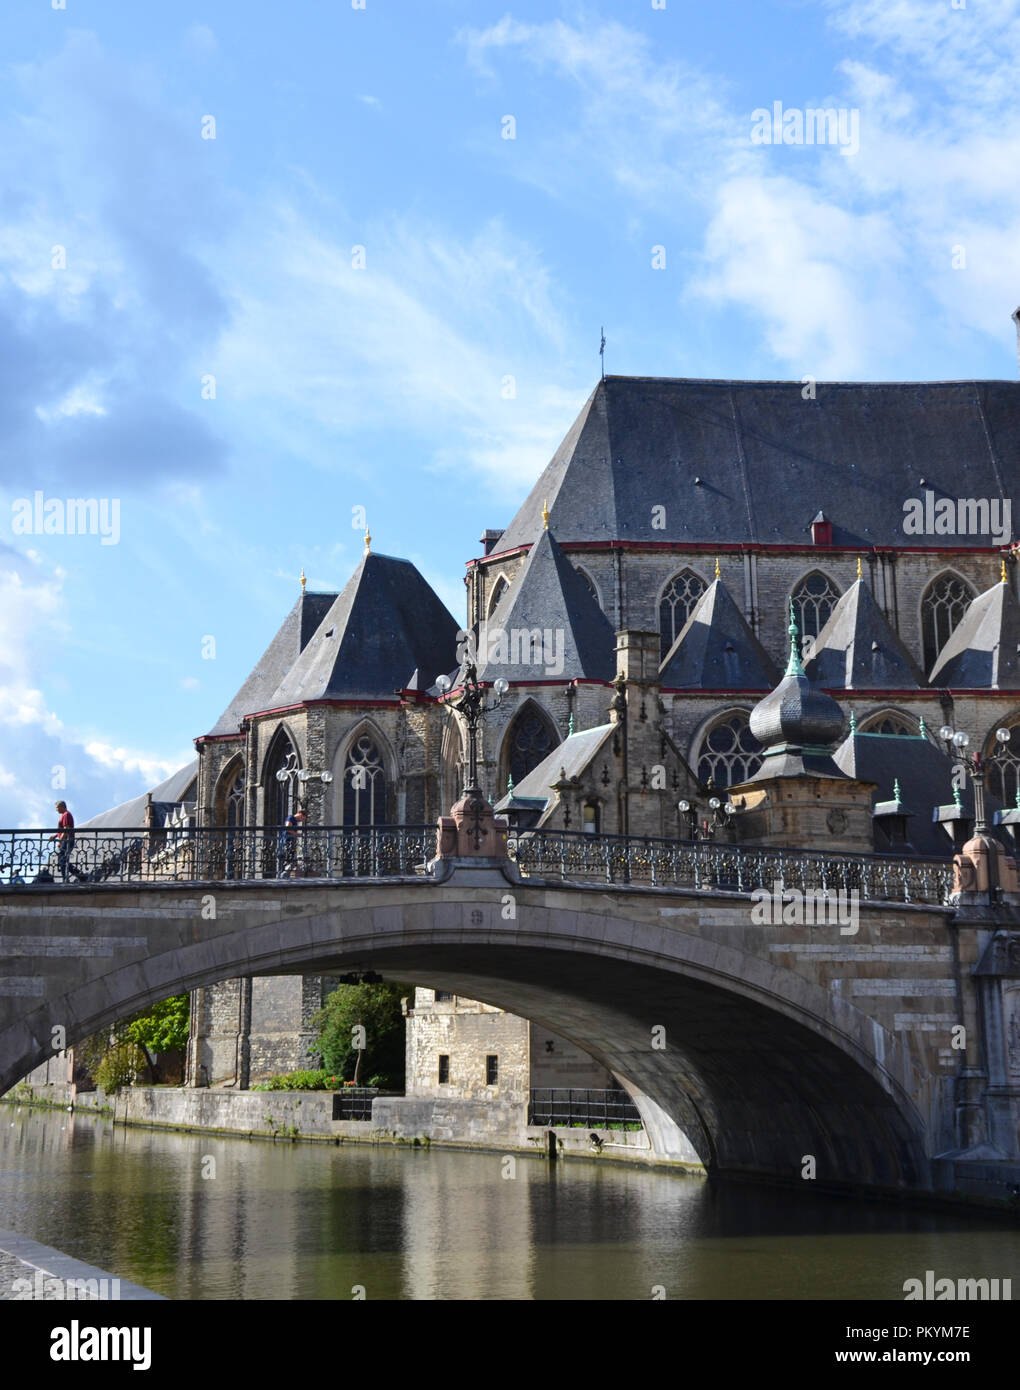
[49,801,83,883]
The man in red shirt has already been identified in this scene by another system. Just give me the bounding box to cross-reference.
[49,801,79,883]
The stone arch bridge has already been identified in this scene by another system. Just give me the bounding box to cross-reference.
[1,822,1018,1201]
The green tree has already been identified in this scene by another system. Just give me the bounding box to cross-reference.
[78,994,189,1087]
[311,981,409,1089]
[124,995,190,1054]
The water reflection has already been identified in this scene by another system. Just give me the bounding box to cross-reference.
[1,1109,1016,1301]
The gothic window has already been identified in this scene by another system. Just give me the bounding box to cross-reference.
[791,571,841,642]
[860,712,917,737]
[921,572,975,673]
[343,733,388,826]
[504,703,558,792]
[263,732,299,825]
[226,771,245,828]
[696,713,763,789]
[575,567,600,607]
[441,718,465,807]
[659,569,708,661]
[487,576,509,617]
[988,725,1020,809]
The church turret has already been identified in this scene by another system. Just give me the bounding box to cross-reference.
[728,604,876,852]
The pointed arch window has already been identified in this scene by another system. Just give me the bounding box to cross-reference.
[659,569,708,661]
[487,576,509,618]
[696,713,762,789]
[441,718,465,807]
[503,703,558,793]
[264,733,299,826]
[921,573,975,674]
[859,712,917,737]
[791,571,841,642]
[226,770,245,828]
[987,724,1020,809]
[575,567,600,607]
[343,733,388,827]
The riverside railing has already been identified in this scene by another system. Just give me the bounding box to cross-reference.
[528,1087,644,1129]
[506,830,955,905]
[0,825,436,886]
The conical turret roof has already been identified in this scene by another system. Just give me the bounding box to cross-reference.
[928,579,1020,688]
[475,527,616,682]
[264,552,460,707]
[659,577,777,690]
[204,589,336,736]
[805,577,924,689]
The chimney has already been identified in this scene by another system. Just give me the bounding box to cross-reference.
[1013,307,1020,380]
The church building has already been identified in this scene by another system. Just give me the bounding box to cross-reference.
[81,365,1020,1099]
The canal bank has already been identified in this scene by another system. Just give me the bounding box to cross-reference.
[2,1080,704,1172]
[0,1229,164,1300]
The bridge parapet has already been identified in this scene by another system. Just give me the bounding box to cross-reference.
[509,830,954,905]
[0,825,436,887]
[0,822,957,905]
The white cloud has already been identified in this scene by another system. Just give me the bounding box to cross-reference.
[83,740,182,785]
[0,553,190,824]
[211,207,585,491]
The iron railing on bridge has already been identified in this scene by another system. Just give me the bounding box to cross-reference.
[0,825,435,887]
[528,1087,643,1129]
[507,830,955,906]
[0,823,956,904]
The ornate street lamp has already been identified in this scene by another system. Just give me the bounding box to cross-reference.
[937,725,1011,834]
[274,751,333,814]
[435,662,509,798]
[677,796,737,841]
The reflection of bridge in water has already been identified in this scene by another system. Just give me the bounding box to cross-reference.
[1,824,1017,1205]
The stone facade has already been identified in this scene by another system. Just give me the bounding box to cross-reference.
[404,989,613,1103]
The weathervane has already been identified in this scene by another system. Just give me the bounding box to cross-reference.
[600,326,606,380]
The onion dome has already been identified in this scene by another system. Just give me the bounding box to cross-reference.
[740,603,848,783]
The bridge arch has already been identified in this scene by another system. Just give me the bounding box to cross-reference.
[1,879,933,1193]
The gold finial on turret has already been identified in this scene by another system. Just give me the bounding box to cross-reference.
[542,498,550,530]
[714,556,721,580]
[364,528,371,554]
[857,555,863,581]
[1002,556,1008,583]
[299,568,307,594]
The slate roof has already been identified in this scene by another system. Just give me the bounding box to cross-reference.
[659,578,777,690]
[833,732,1009,856]
[493,724,614,818]
[805,579,924,689]
[204,590,336,736]
[475,528,616,683]
[81,759,200,829]
[495,377,1020,551]
[928,580,1020,688]
[265,552,460,706]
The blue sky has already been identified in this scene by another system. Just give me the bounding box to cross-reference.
[1,0,1019,825]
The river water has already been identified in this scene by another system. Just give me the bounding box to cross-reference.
[1,1107,1017,1301]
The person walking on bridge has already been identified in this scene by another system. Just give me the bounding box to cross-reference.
[49,800,83,883]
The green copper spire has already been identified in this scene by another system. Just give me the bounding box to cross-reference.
[785,598,805,678]
[849,708,857,734]
[506,772,514,795]
[893,777,902,804]
[952,782,963,810]
[918,715,926,740]
[568,712,575,737]
[1015,786,1020,811]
